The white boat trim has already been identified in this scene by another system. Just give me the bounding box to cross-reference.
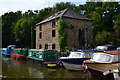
[62,61,84,70]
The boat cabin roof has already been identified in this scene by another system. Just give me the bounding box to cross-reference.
[13,48,28,50]
[95,44,117,51]
[95,50,120,55]
[29,49,57,52]
[2,48,7,50]
[29,49,45,51]
[104,50,120,55]
[70,50,103,53]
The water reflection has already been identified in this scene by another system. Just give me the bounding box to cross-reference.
[1,55,91,78]
[28,66,43,78]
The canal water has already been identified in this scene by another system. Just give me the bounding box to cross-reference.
[0,55,99,79]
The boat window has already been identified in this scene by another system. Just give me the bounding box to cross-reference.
[113,54,120,62]
[69,52,82,58]
[69,52,91,58]
[29,52,32,56]
[39,53,42,58]
[92,53,112,62]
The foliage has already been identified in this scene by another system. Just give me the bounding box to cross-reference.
[1,2,120,48]
[2,11,22,47]
[53,2,76,12]
[65,46,78,51]
[95,31,113,45]
[58,16,67,51]
[114,14,120,32]
[13,10,36,48]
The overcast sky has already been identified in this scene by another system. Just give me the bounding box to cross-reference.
[0,0,87,16]
[0,0,120,16]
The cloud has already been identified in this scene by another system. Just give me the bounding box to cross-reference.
[0,0,87,16]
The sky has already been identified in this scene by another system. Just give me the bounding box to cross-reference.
[0,0,87,16]
[0,0,120,16]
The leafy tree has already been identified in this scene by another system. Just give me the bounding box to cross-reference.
[114,14,120,33]
[13,10,36,48]
[53,2,76,12]
[113,14,120,46]
[2,2,120,48]
[2,11,22,47]
[95,31,113,45]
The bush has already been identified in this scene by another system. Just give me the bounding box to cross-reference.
[95,31,113,45]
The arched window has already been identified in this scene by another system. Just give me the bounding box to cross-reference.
[39,44,42,49]
[52,30,56,37]
[52,21,55,28]
[52,44,55,49]
[39,32,42,39]
[39,25,42,31]
[45,44,48,49]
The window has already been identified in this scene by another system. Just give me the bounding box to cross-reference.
[39,25,42,31]
[92,53,112,62]
[52,44,55,49]
[39,53,42,58]
[45,44,48,49]
[52,30,56,37]
[39,32,42,39]
[29,52,32,56]
[69,52,82,58]
[52,21,55,28]
[39,44,42,49]
[78,29,85,45]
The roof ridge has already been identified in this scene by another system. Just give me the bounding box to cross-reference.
[36,8,91,25]
[60,8,68,16]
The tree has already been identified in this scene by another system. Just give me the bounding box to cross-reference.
[113,14,120,46]
[95,31,113,45]
[2,11,22,47]
[13,10,36,48]
[53,2,76,12]
[114,14,120,33]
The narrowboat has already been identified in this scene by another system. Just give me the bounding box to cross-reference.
[11,48,28,60]
[0,45,16,57]
[27,49,60,67]
[60,50,103,70]
[84,50,120,79]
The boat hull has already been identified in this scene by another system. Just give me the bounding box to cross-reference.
[60,58,90,70]
[88,68,114,80]
[85,63,119,79]
[11,54,27,59]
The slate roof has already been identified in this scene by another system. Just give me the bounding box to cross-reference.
[36,8,91,25]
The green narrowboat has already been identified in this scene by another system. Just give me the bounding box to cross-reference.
[11,48,28,60]
[27,49,60,67]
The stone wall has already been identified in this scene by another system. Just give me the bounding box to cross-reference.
[36,18,93,50]
[36,19,60,50]
[63,17,93,48]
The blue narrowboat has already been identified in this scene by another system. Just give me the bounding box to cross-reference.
[60,50,103,70]
[1,45,16,57]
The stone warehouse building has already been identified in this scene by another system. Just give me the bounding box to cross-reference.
[35,8,93,50]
